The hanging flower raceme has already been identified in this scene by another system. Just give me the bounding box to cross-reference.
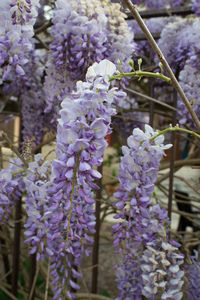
[192,0,200,16]
[113,125,185,300]
[45,0,135,118]
[131,0,184,8]
[20,49,54,146]
[9,0,40,26]
[45,0,108,115]
[184,251,200,299]
[177,60,200,128]
[24,153,53,261]
[157,18,200,72]
[44,59,127,299]
[0,23,30,81]
[0,158,25,223]
[100,1,135,76]
[0,0,39,82]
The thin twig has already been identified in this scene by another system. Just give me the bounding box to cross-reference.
[122,0,200,131]
[174,175,200,195]
[34,35,49,50]
[125,87,177,111]
[0,270,12,282]
[79,267,92,300]
[28,262,40,300]
[44,260,50,300]
[34,20,52,34]
[0,284,18,300]
[76,293,113,300]
[0,131,28,168]
[160,158,200,170]
[32,134,56,154]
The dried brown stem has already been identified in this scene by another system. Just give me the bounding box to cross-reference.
[34,20,52,34]
[32,135,56,154]
[160,158,200,170]
[174,175,200,195]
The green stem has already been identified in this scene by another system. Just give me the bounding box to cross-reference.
[109,70,171,84]
[12,169,27,176]
[66,153,80,244]
[150,126,200,143]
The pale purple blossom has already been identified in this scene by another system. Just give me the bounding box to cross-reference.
[113,125,184,299]
[0,158,25,223]
[45,60,126,298]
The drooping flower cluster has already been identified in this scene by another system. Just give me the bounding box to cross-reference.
[192,0,200,16]
[47,60,127,299]
[45,0,135,117]
[177,60,200,128]
[141,242,184,300]
[113,125,185,299]
[155,17,200,128]
[24,60,126,299]
[44,0,106,115]
[0,0,40,83]
[0,158,25,223]
[100,2,135,78]
[24,153,53,261]
[157,17,200,71]
[131,0,186,8]
[9,0,40,25]
[20,49,54,145]
[21,88,52,146]
[184,251,200,299]
[128,16,175,59]
[156,18,189,72]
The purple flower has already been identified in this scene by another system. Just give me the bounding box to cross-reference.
[45,0,135,120]
[0,158,25,223]
[44,59,127,298]
[184,251,200,299]
[24,154,53,261]
[113,125,184,299]
[9,0,40,26]
[192,0,200,16]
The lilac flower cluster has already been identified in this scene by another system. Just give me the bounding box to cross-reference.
[44,0,107,114]
[155,17,200,128]
[0,0,39,83]
[101,2,135,79]
[141,242,184,300]
[131,0,185,9]
[0,158,25,223]
[24,153,53,261]
[184,251,200,299]
[128,16,175,58]
[21,88,51,146]
[0,23,30,81]
[24,60,126,299]
[45,0,135,116]
[177,60,200,128]
[9,0,40,25]
[50,0,107,81]
[157,18,200,71]
[20,49,54,146]
[192,0,200,16]
[156,18,189,71]
[113,125,185,299]
[46,60,127,299]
